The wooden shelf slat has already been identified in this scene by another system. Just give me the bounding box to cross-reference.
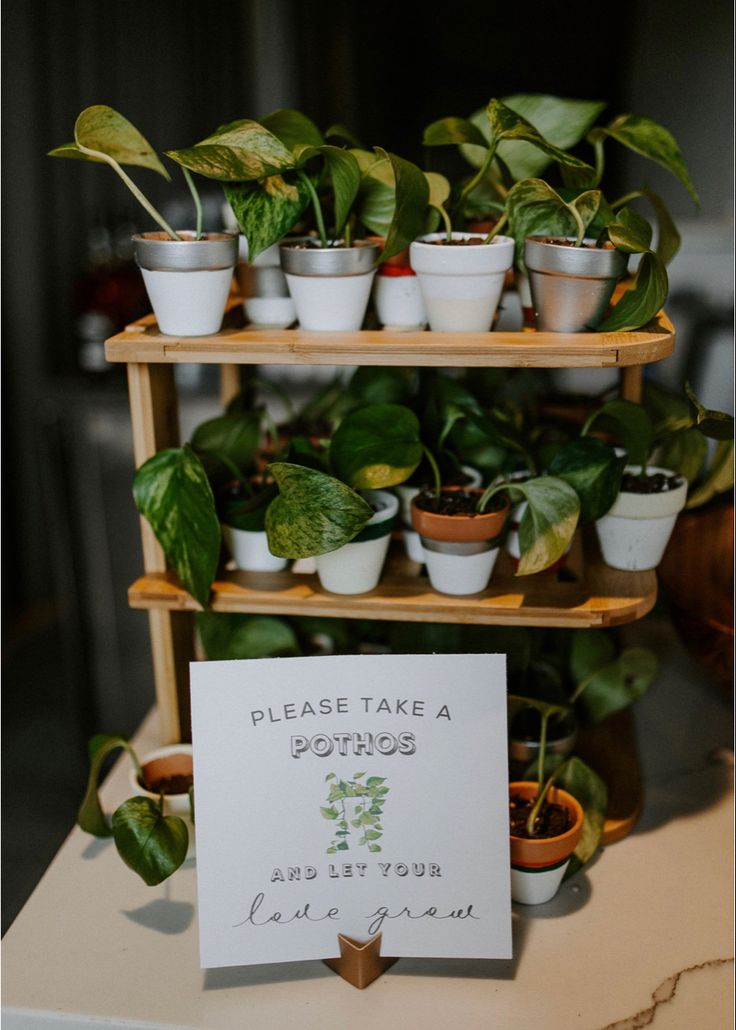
[106,307,675,369]
[127,533,657,629]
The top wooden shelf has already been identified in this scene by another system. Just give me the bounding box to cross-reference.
[105,305,675,369]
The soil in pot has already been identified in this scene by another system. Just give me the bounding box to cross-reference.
[509,793,573,839]
[414,490,506,517]
[620,471,683,494]
[140,753,193,796]
[534,237,617,251]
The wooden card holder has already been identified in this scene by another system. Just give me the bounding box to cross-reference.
[323,933,398,989]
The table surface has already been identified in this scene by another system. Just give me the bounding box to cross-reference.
[2,616,733,1030]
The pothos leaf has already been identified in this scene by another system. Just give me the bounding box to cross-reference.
[685,382,735,441]
[510,476,581,575]
[576,648,659,724]
[224,172,312,261]
[583,399,653,468]
[320,146,361,235]
[373,148,429,265]
[112,797,189,886]
[606,206,653,253]
[48,105,171,179]
[260,108,325,151]
[265,462,373,558]
[330,404,422,489]
[196,612,301,661]
[595,251,668,332]
[594,114,699,206]
[166,119,296,181]
[485,99,594,173]
[685,440,734,509]
[133,445,221,607]
[422,116,489,148]
[548,437,626,523]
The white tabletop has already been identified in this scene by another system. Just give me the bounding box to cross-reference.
[2,616,733,1030]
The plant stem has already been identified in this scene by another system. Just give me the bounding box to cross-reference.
[431,202,453,242]
[77,143,182,240]
[482,211,508,245]
[568,202,587,247]
[421,445,442,497]
[610,190,643,212]
[593,136,605,187]
[454,142,497,217]
[182,167,203,239]
[536,710,549,796]
[298,169,328,248]
[525,758,571,838]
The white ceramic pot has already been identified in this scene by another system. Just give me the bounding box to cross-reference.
[409,232,514,332]
[421,538,500,595]
[315,490,398,594]
[130,745,195,860]
[243,296,297,329]
[222,525,288,572]
[133,232,238,336]
[373,267,427,329]
[595,465,688,571]
[551,367,620,396]
[280,241,379,331]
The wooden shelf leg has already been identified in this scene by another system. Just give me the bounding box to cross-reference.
[220,365,242,408]
[620,365,643,403]
[127,363,194,744]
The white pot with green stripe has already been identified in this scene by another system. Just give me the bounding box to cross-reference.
[315,490,398,594]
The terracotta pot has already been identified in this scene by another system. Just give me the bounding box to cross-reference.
[411,487,510,543]
[509,781,584,905]
[411,488,510,595]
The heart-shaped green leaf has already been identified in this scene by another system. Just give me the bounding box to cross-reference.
[462,95,606,180]
[320,146,361,235]
[196,612,301,660]
[583,399,653,468]
[636,188,681,265]
[423,116,489,149]
[352,149,395,236]
[112,797,189,886]
[510,476,581,575]
[576,648,659,725]
[507,178,602,261]
[685,382,735,441]
[425,171,451,210]
[595,251,668,332]
[78,734,140,838]
[325,123,364,148]
[133,445,221,607]
[48,106,171,178]
[569,629,617,685]
[224,172,312,261]
[548,437,626,523]
[166,119,296,181]
[330,404,422,489]
[261,108,325,152]
[595,114,699,206]
[606,206,653,253]
[191,411,262,486]
[655,427,708,485]
[265,463,373,558]
[373,149,429,265]
[486,99,594,173]
[686,440,734,509]
[555,756,608,878]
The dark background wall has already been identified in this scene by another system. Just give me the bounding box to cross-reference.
[2,0,733,931]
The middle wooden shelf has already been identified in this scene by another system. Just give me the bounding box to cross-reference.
[128,531,657,629]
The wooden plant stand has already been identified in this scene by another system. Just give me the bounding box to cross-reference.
[105,303,675,842]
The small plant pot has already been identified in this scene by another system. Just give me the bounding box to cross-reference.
[130,745,195,860]
[240,240,297,328]
[315,489,398,594]
[509,781,584,905]
[397,467,484,566]
[411,488,510,595]
[524,236,629,333]
[222,525,288,573]
[133,232,238,336]
[373,265,427,330]
[595,465,688,571]
[280,240,379,331]
[409,232,514,332]
[509,712,579,781]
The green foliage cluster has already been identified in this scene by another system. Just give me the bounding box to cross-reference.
[321,772,390,854]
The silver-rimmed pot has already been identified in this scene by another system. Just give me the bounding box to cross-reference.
[279,239,380,330]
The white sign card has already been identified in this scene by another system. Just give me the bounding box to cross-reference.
[190,652,511,967]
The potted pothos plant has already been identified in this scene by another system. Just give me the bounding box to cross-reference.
[572,387,734,571]
[426,94,697,335]
[416,97,601,331]
[49,106,238,337]
[264,401,426,594]
[78,734,193,885]
[165,109,430,331]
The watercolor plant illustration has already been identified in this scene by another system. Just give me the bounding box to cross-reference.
[320,772,390,854]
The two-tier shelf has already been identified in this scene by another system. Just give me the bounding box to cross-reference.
[106,301,675,845]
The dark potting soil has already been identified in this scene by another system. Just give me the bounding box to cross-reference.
[509,794,572,839]
[621,471,683,494]
[535,237,615,250]
[143,773,193,796]
[415,490,505,517]
[425,237,488,246]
